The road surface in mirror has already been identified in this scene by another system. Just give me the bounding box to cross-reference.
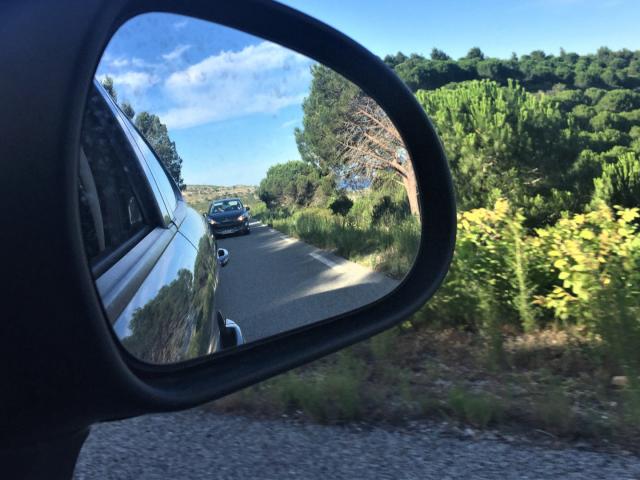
[216,222,398,342]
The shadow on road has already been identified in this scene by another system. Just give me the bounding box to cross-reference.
[216,223,398,343]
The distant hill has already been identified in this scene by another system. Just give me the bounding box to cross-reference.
[182,184,259,213]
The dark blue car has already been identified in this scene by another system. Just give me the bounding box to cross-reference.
[205,198,251,237]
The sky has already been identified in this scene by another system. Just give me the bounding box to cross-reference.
[97,0,640,186]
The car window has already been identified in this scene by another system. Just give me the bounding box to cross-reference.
[210,200,242,213]
[125,124,179,217]
[78,87,150,264]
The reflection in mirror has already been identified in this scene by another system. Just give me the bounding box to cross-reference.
[83,13,420,364]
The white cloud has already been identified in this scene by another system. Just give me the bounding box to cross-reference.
[100,71,160,95]
[131,57,161,69]
[162,44,191,61]
[173,19,188,30]
[161,41,312,129]
[110,57,129,68]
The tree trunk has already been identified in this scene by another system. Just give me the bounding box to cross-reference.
[401,161,420,216]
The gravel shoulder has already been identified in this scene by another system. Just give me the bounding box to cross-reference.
[75,409,640,480]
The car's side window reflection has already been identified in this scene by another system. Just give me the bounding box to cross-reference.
[126,124,179,216]
[78,87,150,264]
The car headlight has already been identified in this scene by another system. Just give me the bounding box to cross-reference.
[237,214,246,222]
[209,219,218,225]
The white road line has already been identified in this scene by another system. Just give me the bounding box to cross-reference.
[249,221,261,226]
[309,252,338,268]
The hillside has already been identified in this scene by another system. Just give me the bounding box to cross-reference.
[182,184,259,213]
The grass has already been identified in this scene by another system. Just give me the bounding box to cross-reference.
[268,208,420,279]
[218,352,365,423]
[447,387,504,428]
[530,385,575,435]
[212,325,640,451]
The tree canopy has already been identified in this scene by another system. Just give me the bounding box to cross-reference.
[258,161,331,209]
[416,76,640,225]
[295,65,419,214]
[417,80,578,217]
[100,76,185,190]
[135,112,185,190]
[295,64,360,170]
[293,48,640,227]
[383,47,640,93]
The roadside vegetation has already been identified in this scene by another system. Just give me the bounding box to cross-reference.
[215,47,640,448]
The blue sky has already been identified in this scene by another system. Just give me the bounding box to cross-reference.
[97,0,640,186]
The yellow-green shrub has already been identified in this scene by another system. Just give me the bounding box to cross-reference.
[534,205,640,369]
[424,199,539,333]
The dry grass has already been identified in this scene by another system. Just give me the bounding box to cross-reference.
[211,326,640,450]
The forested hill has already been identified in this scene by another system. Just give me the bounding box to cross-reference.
[384,47,640,93]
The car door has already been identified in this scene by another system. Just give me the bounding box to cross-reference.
[80,82,221,364]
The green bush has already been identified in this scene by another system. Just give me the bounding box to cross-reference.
[270,354,364,423]
[258,161,328,209]
[447,387,504,428]
[418,198,640,375]
[328,194,353,217]
[592,151,640,208]
[532,386,575,435]
[535,205,640,370]
[416,80,579,214]
[247,201,269,221]
[348,179,410,228]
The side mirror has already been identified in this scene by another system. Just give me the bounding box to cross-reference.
[217,248,229,267]
[1,1,456,464]
[217,312,244,349]
[245,206,250,212]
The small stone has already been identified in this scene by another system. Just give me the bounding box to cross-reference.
[611,376,628,388]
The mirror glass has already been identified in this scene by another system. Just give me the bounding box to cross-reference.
[81,13,421,364]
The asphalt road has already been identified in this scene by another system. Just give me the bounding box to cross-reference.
[75,409,640,479]
[216,221,399,343]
